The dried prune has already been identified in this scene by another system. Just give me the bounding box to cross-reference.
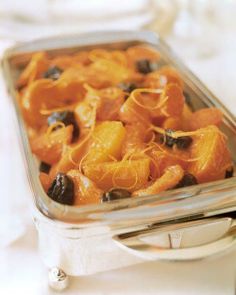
[47,173,74,205]
[160,129,192,149]
[176,136,193,149]
[118,82,137,93]
[43,66,63,80]
[225,167,234,178]
[160,129,177,148]
[175,173,198,188]
[136,59,156,74]
[39,162,51,174]
[47,111,80,141]
[101,188,131,203]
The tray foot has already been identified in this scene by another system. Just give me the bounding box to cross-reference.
[48,267,69,291]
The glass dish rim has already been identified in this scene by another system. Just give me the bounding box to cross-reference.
[2,30,236,227]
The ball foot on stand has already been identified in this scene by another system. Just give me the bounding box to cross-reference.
[48,267,69,291]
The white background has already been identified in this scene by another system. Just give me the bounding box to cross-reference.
[0,1,236,294]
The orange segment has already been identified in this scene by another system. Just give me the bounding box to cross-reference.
[133,165,184,197]
[149,149,188,179]
[67,170,102,205]
[188,108,223,131]
[90,58,131,85]
[30,125,73,165]
[161,83,184,117]
[21,77,84,128]
[50,55,75,69]
[188,125,232,183]
[21,79,60,128]
[75,99,99,129]
[157,66,184,89]
[96,87,125,121]
[119,88,165,124]
[122,123,147,156]
[144,66,184,90]
[84,121,126,165]
[162,116,182,130]
[119,91,150,124]
[17,52,49,88]
[50,52,91,70]
[83,158,150,192]
[49,132,90,179]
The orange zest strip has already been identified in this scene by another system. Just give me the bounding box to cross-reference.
[130,88,167,111]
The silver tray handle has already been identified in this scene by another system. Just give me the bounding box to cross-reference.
[113,217,236,261]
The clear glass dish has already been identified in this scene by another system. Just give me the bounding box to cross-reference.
[2,31,236,281]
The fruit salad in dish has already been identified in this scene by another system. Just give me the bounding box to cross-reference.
[16,45,234,206]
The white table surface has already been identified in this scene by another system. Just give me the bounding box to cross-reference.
[0,27,236,295]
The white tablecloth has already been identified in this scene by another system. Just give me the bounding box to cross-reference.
[0,27,236,294]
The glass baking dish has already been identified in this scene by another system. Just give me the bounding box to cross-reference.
[2,31,236,288]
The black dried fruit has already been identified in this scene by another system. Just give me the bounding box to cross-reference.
[160,129,192,149]
[47,173,74,205]
[101,188,131,203]
[225,167,234,178]
[39,162,51,174]
[136,59,156,74]
[47,111,80,141]
[118,82,137,93]
[176,136,193,149]
[48,111,73,126]
[43,66,63,80]
[160,129,177,148]
[175,173,198,188]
